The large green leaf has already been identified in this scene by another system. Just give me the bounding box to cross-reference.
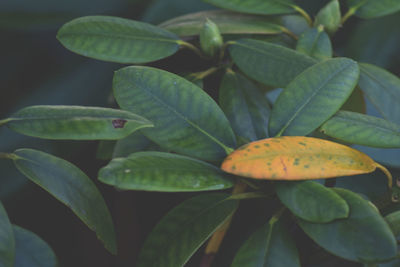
[113,66,236,161]
[13,225,57,267]
[136,193,238,266]
[0,202,14,267]
[98,151,234,192]
[358,63,400,124]
[275,181,349,223]
[159,10,285,36]
[11,149,117,254]
[229,38,315,87]
[269,58,359,137]
[296,27,332,60]
[57,16,181,63]
[347,0,400,19]
[2,105,152,140]
[320,111,400,148]
[298,188,397,263]
[314,0,341,35]
[219,71,271,142]
[203,0,296,15]
[231,218,300,267]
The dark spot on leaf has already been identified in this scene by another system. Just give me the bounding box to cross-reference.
[231,165,236,171]
[112,119,127,128]
[264,143,270,147]
[254,145,260,149]
[298,142,306,146]
[293,158,300,166]
[267,162,271,166]
[247,149,251,152]
[304,165,309,168]
[271,174,277,179]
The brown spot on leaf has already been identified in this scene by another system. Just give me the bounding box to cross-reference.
[112,119,127,128]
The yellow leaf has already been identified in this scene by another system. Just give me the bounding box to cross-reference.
[221,136,392,184]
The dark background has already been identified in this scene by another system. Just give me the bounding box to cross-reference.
[1,0,399,266]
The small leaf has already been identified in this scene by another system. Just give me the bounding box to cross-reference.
[136,193,238,266]
[12,149,117,254]
[113,66,236,161]
[229,38,316,87]
[385,210,400,237]
[314,0,341,35]
[269,58,359,137]
[320,111,400,148]
[0,202,14,267]
[347,0,400,19]
[275,181,349,223]
[298,188,397,263]
[57,16,181,63]
[358,63,400,124]
[159,10,285,36]
[98,151,234,192]
[203,0,296,15]
[13,225,58,267]
[231,217,300,267]
[221,136,379,180]
[219,71,271,142]
[5,105,153,140]
[296,27,332,60]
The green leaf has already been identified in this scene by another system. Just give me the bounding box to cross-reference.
[229,38,316,87]
[275,181,349,223]
[314,0,341,35]
[385,210,400,237]
[219,71,271,142]
[347,0,400,19]
[231,217,300,267]
[358,63,400,124]
[12,149,117,254]
[113,66,236,161]
[269,58,359,137]
[296,27,332,60]
[0,202,14,267]
[298,188,397,263]
[203,0,296,15]
[4,105,153,140]
[159,10,285,36]
[320,111,400,148]
[98,151,234,192]
[57,16,181,63]
[13,225,58,267]
[112,131,152,158]
[136,193,238,266]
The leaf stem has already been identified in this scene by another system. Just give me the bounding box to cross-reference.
[0,152,17,160]
[281,27,298,40]
[200,181,247,267]
[0,118,11,127]
[340,8,356,25]
[292,5,313,26]
[189,67,219,81]
[177,40,204,58]
[375,162,392,189]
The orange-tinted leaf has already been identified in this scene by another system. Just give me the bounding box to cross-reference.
[221,136,378,180]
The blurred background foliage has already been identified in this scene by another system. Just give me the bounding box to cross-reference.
[0,0,399,266]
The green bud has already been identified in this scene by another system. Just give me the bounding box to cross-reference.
[199,18,223,57]
[314,0,341,35]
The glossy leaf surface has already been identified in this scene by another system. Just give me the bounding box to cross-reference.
[5,105,153,140]
[137,193,238,266]
[231,218,300,267]
[0,202,14,267]
[296,27,332,60]
[159,10,284,36]
[203,0,296,15]
[275,181,349,222]
[347,0,400,19]
[229,38,315,87]
[12,149,117,254]
[298,188,397,263]
[221,136,377,180]
[113,66,236,161]
[269,58,359,136]
[358,63,400,124]
[13,225,58,267]
[314,0,341,35]
[320,111,400,148]
[57,16,180,63]
[219,71,271,142]
[99,151,234,192]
